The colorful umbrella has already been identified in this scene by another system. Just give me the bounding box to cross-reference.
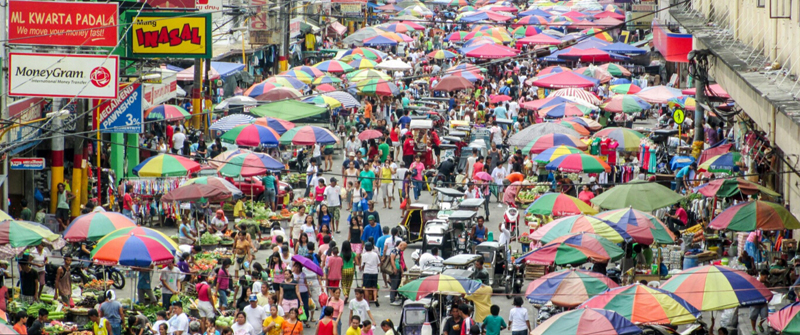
[280,125,340,145]
[0,220,60,247]
[519,233,623,265]
[596,208,676,244]
[523,133,589,154]
[609,84,641,94]
[511,26,543,38]
[313,60,355,73]
[264,76,309,90]
[290,65,325,77]
[347,69,392,82]
[398,274,487,300]
[63,212,137,242]
[312,75,343,85]
[769,302,800,335]
[539,102,594,118]
[526,193,599,217]
[340,47,385,61]
[590,180,684,213]
[593,127,645,151]
[133,154,201,177]
[532,71,600,89]
[279,69,314,84]
[546,153,611,173]
[526,269,619,307]
[580,284,701,325]
[244,81,283,97]
[348,58,378,70]
[599,63,632,77]
[251,117,295,134]
[709,200,800,231]
[698,152,742,173]
[635,86,684,104]
[427,49,459,60]
[91,232,177,267]
[220,124,280,147]
[531,214,630,243]
[254,87,302,102]
[661,265,772,311]
[533,145,585,164]
[697,177,780,198]
[602,94,652,114]
[351,79,400,96]
[553,120,591,136]
[144,104,191,121]
[532,309,641,335]
[218,152,284,177]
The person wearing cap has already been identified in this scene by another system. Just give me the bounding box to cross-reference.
[243,294,268,333]
[210,209,229,234]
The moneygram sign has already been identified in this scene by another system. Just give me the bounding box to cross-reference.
[94,83,143,134]
[128,12,212,58]
[8,1,119,47]
[8,53,119,99]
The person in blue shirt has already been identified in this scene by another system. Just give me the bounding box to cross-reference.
[398,110,412,129]
[361,215,383,244]
[675,163,695,194]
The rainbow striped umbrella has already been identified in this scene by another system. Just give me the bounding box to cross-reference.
[144,104,191,121]
[593,127,645,151]
[398,274,489,300]
[220,124,280,147]
[313,60,355,73]
[518,233,623,266]
[280,69,314,84]
[280,125,339,145]
[427,49,459,60]
[710,200,800,231]
[523,133,588,154]
[312,74,343,85]
[526,194,599,217]
[218,152,284,177]
[91,229,177,267]
[0,220,60,247]
[264,76,309,90]
[348,58,378,69]
[63,212,137,242]
[290,66,325,77]
[601,95,652,114]
[511,26,543,38]
[533,145,585,164]
[346,69,392,81]
[539,102,594,118]
[609,84,641,94]
[532,309,641,335]
[596,208,676,244]
[526,269,619,307]
[244,81,282,97]
[579,284,701,325]
[661,265,772,311]
[133,154,201,177]
[698,152,742,173]
[531,214,629,243]
[252,117,296,134]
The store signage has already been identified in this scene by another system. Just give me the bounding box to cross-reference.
[8,53,119,99]
[673,109,685,125]
[8,1,119,47]
[95,83,143,134]
[10,158,46,170]
[128,12,212,58]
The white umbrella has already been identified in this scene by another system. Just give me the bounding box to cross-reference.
[377,59,412,71]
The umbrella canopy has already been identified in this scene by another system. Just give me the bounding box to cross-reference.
[162,177,243,202]
[313,60,355,73]
[509,123,580,147]
[252,117,295,134]
[133,154,201,177]
[351,79,400,96]
[348,58,378,70]
[546,153,611,173]
[427,49,459,60]
[590,180,683,212]
[220,124,280,147]
[264,76,309,90]
[609,84,641,94]
[539,102,594,118]
[553,120,591,136]
[533,71,600,88]
[398,274,487,300]
[433,76,475,92]
[709,200,800,231]
[517,33,562,45]
[523,133,588,154]
[527,193,599,217]
[533,145,586,164]
[596,208,676,244]
[698,152,742,173]
[635,86,684,104]
[463,43,519,59]
[519,233,623,265]
[210,114,255,132]
[91,231,177,267]
[217,152,284,177]
[292,254,324,276]
[526,269,619,307]
[280,125,340,145]
[593,127,645,151]
[0,220,61,247]
[63,213,137,242]
[254,87,302,102]
[697,178,780,198]
[579,284,702,325]
[549,88,601,105]
[661,265,772,311]
[244,81,283,97]
[531,214,630,243]
[769,302,800,335]
[144,104,191,121]
[532,309,641,335]
[347,69,392,82]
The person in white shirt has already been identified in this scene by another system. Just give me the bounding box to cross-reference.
[418,247,444,271]
[242,295,267,333]
[508,297,531,335]
[172,129,186,154]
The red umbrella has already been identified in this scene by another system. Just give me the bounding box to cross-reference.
[464,44,519,59]
[358,129,384,141]
[532,71,599,89]
[558,47,621,63]
[517,34,562,46]
[433,76,474,91]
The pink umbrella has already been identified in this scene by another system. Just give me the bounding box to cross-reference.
[474,171,492,181]
[464,44,519,59]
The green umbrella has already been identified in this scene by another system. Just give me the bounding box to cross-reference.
[590,180,684,211]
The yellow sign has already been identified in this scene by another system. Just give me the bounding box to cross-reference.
[128,12,212,58]
[673,109,685,124]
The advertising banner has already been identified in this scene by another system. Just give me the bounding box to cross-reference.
[8,0,119,47]
[10,158,46,170]
[128,12,212,58]
[94,83,143,134]
[8,53,119,99]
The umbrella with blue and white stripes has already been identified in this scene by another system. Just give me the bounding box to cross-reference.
[210,114,255,132]
[322,91,361,108]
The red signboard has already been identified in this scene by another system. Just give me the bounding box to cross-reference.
[8,0,119,47]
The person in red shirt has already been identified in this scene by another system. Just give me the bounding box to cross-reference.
[472,157,485,180]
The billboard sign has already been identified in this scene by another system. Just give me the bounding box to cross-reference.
[10,158,46,170]
[128,12,212,58]
[8,0,119,47]
[95,83,144,134]
[8,53,119,99]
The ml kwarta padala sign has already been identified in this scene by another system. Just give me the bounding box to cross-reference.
[127,12,212,58]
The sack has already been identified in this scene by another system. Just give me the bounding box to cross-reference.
[380,256,395,274]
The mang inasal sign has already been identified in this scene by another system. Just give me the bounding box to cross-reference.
[127,12,211,58]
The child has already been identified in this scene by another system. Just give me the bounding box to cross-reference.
[346,316,361,335]
[361,320,373,335]
[482,305,507,335]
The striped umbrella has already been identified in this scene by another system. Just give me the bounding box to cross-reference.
[218,152,285,177]
[322,91,361,108]
[593,127,645,151]
[133,154,201,177]
[0,220,61,247]
[244,81,283,97]
[279,125,340,145]
[522,133,588,154]
[531,214,630,243]
[609,84,641,94]
[526,269,619,307]
[313,60,355,73]
[518,233,624,266]
[210,114,255,132]
[533,145,585,164]
[580,284,701,325]
[348,58,378,69]
[144,104,191,121]
[532,309,641,335]
[252,117,295,134]
[526,193,599,217]
[290,66,325,77]
[280,69,314,84]
[661,265,772,311]
[264,76,309,90]
[63,212,137,242]
[220,124,281,147]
